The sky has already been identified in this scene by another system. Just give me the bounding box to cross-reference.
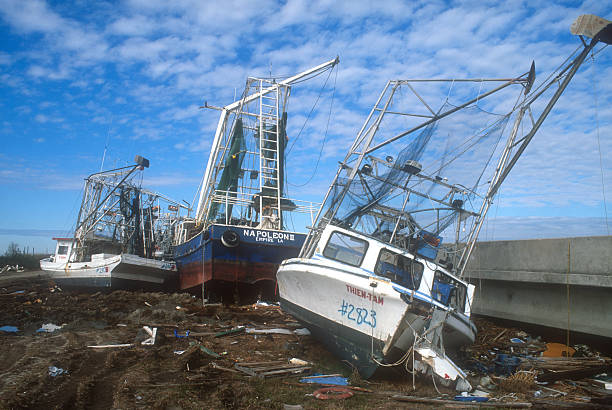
[0,0,611,255]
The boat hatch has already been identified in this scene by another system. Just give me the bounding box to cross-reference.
[322,230,369,267]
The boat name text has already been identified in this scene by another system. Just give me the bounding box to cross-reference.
[242,229,295,243]
[345,284,384,305]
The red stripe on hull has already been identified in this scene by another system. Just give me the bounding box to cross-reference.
[179,259,279,290]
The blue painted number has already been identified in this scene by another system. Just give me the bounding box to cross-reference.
[338,299,376,328]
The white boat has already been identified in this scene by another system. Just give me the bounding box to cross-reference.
[40,238,177,290]
[40,156,188,291]
[278,15,611,383]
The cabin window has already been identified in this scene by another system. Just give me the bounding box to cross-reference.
[323,231,368,267]
[431,270,467,311]
[375,249,423,290]
[57,245,69,255]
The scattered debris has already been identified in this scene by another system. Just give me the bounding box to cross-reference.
[313,386,353,400]
[393,395,532,407]
[543,342,576,357]
[1,265,24,274]
[454,392,489,402]
[1,278,610,408]
[289,358,309,366]
[246,328,292,335]
[245,327,311,336]
[173,329,190,338]
[300,374,348,386]
[214,326,245,337]
[141,326,157,345]
[87,343,134,349]
[36,323,64,333]
[189,342,221,358]
[234,360,311,378]
[0,325,19,333]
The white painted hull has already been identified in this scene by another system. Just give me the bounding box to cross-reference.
[278,257,408,346]
[40,254,178,291]
[277,256,476,377]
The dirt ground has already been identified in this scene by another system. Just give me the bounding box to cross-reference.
[0,275,609,409]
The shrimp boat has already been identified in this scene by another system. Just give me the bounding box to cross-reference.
[173,58,339,302]
[40,156,189,291]
[277,15,611,382]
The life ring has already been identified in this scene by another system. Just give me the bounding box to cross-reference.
[313,387,353,400]
[220,230,240,248]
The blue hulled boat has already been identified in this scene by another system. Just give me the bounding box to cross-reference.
[174,58,338,302]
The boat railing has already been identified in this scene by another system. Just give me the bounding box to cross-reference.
[210,189,320,215]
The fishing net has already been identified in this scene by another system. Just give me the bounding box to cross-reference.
[320,86,515,257]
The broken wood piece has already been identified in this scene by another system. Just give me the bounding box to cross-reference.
[537,365,610,383]
[493,329,508,341]
[234,364,258,377]
[87,343,134,349]
[258,367,311,377]
[198,346,221,358]
[210,362,241,373]
[234,361,311,378]
[214,327,245,337]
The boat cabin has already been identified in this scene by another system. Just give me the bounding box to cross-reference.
[48,237,76,263]
[315,225,474,317]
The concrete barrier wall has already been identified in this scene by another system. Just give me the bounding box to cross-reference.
[464,236,612,338]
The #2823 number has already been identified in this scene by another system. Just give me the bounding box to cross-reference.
[338,300,376,328]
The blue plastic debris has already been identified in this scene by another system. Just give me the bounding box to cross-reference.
[494,354,522,376]
[0,326,19,333]
[510,337,525,344]
[48,366,68,377]
[174,329,190,338]
[300,374,348,386]
[454,395,489,402]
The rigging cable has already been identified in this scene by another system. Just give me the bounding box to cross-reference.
[285,65,335,157]
[288,64,339,187]
[590,51,610,234]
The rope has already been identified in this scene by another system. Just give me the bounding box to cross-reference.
[566,240,571,356]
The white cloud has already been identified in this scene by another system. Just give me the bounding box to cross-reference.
[0,0,610,239]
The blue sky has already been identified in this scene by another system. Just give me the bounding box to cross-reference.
[0,0,611,254]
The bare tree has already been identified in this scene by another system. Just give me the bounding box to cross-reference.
[5,242,20,256]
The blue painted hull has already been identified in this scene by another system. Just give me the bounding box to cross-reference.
[174,224,306,299]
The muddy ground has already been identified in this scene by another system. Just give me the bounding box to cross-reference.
[0,275,609,409]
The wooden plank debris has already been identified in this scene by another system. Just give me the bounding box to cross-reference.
[233,360,311,378]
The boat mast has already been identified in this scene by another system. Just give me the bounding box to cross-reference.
[457,21,611,277]
[194,57,339,223]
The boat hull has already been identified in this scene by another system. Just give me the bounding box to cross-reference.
[277,257,476,378]
[40,254,178,291]
[174,224,306,301]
